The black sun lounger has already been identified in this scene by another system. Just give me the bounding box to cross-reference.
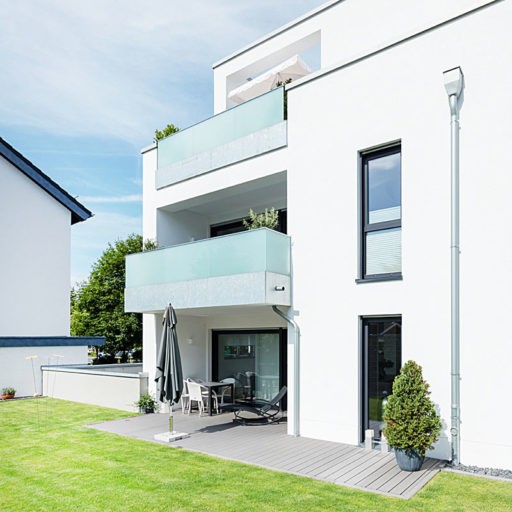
[220,386,287,424]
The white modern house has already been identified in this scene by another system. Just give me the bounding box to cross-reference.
[0,137,102,396]
[125,0,511,469]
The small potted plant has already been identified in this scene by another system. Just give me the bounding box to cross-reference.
[383,360,441,471]
[134,393,159,414]
[1,387,16,400]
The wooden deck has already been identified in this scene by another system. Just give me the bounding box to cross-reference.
[91,411,442,499]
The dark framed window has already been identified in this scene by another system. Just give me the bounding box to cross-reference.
[360,145,401,280]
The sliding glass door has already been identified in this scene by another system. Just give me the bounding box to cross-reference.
[212,329,286,404]
[362,317,401,442]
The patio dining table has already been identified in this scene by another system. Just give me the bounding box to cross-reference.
[201,381,234,416]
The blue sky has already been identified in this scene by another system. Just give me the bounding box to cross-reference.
[1,0,323,285]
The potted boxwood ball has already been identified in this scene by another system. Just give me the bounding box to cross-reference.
[1,387,16,400]
[383,360,441,471]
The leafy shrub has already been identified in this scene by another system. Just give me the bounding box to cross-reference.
[2,387,16,395]
[134,393,159,414]
[243,208,279,230]
[383,360,442,456]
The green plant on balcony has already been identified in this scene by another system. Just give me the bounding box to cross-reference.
[243,208,279,231]
[154,123,180,143]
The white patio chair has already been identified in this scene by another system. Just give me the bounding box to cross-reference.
[187,381,206,416]
[185,378,219,414]
[219,377,236,405]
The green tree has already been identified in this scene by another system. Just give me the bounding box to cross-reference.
[383,360,442,456]
[154,123,180,142]
[71,234,157,361]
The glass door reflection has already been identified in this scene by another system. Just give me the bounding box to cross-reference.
[362,317,401,441]
[213,330,284,402]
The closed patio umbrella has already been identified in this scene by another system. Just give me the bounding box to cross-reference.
[155,303,183,432]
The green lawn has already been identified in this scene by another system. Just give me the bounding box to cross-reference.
[0,399,510,512]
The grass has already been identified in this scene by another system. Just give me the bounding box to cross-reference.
[0,399,511,512]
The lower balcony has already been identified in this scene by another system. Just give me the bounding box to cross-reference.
[124,228,291,313]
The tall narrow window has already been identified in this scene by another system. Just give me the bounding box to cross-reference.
[361,145,401,279]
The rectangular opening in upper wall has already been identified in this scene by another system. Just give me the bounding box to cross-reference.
[225,30,321,109]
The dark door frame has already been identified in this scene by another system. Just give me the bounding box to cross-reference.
[212,328,287,409]
[360,316,402,443]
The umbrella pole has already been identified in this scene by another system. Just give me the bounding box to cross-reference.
[169,402,174,433]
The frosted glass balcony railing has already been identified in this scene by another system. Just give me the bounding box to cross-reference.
[157,87,285,169]
[125,228,290,289]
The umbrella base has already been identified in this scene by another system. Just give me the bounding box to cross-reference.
[154,431,190,443]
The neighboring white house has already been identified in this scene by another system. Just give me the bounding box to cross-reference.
[125,0,512,469]
[0,137,102,396]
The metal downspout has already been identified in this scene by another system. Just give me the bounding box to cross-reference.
[449,93,461,465]
[272,305,300,437]
[444,68,463,465]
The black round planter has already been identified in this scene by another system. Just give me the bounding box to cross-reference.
[394,449,425,471]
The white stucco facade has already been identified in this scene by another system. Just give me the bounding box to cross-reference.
[0,156,71,335]
[128,0,511,469]
[0,137,95,397]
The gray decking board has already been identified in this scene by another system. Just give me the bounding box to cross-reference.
[334,451,391,483]
[90,411,441,499]
[315,448,377,480]
[392,459,440,498]
[377,458,439,494]
[366,463,404,490]
[291,444,358,474]
[304,446,363,477]
[269,440,340,470]
[350,456,398,487]
[327,451,383,482]
[400,463,441,499]
[213,431,287,458]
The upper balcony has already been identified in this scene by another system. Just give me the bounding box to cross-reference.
[125,228,291,313]
[156,87,286,189]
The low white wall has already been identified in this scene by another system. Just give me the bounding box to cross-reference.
[42,366,148,413]
[87,364,143,375]
[0,346,87,397]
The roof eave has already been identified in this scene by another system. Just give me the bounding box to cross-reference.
[0,137,93,224]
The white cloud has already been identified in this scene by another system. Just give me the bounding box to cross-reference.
[79,194,142,204]
[1,1,323,146]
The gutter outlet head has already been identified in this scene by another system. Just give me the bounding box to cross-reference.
[443,67,464,97]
